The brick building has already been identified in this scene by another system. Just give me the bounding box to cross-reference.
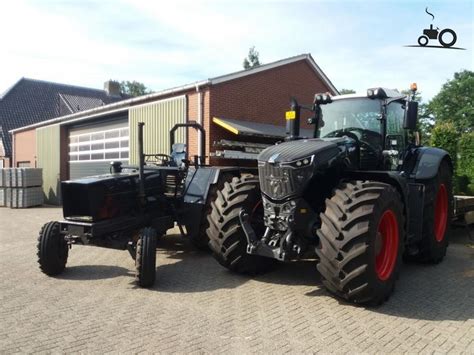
[10,54,338,204]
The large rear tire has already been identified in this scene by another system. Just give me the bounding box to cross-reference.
[135,227,157,288]
[191,173,235,250]
[37,221,69,276]
[413,160,453,263]
[316,181,404,306]
[207,175,275,274]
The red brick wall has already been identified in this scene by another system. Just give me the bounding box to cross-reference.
[208,59,333,163]
[186,89,210,162]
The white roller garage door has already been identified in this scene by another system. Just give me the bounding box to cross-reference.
[68,118,128,179]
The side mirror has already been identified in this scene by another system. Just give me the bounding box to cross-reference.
[404,101,418,130]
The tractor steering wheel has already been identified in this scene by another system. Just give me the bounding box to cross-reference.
[330,128,381,156]
[146,154,174,167]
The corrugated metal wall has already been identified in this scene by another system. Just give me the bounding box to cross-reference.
[36,124,61,204]
[129,96,186,164]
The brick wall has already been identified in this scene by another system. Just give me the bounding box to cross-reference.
[186,89,210,161]
[208,59,333,164]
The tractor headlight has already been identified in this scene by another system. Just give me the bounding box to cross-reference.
[285,155,314,168]
[367,87,388,99]
[314,93,332,105]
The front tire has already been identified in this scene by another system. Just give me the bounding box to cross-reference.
[37,221,69,276]
[316,181,404,306]
[207,175,275,274]
[191,173,235,250]
[135,227,157,287]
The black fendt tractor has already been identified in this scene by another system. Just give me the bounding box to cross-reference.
[208,85,453,305]
[37,121,250,287]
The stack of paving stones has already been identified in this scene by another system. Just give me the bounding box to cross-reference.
[0,168,43,208]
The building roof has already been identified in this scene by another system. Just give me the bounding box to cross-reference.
[0,78,129,156]
[10,53,338,134]
[210,53,338,93]
[59,93,106,113]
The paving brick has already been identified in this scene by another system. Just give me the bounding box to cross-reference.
[0,206,473,353]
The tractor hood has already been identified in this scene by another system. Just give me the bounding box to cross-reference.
[257,138,344,164]
[257,138,349,200]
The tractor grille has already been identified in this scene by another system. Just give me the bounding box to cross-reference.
[163,170,187,198]
[258,163,313,200]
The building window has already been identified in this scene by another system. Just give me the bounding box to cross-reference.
[69,127,129,162]
[17,161,31,168]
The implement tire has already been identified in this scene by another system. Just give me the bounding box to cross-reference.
[135,227,157,288]
[207,175,275,274]
[316,181,404,306]
[37,221,68,276]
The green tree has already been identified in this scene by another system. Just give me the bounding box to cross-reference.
[243,46,261,69]
[339,89,355,94]
[430,121,458,172]
[119,81,152,97]
[428,70,474,134]
[457,132,474,194]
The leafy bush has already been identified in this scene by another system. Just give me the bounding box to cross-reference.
[457,132,474,194]
[430,122,458,170]
[458,132,474,179]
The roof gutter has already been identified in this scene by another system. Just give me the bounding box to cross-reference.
[9,79,210,134]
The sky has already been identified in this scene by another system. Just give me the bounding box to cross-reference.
[0,0,472,102]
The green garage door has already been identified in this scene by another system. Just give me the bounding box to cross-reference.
[129,96,186,164]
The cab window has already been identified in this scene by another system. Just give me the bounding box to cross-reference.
[386,102,406,152]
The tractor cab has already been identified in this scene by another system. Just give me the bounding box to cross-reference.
[311,87,418,171]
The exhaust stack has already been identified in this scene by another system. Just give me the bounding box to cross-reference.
[286,98,300,141]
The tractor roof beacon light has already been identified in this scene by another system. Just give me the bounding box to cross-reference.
[410,82,418,101]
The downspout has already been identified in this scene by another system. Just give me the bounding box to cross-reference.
[195,83,203,164]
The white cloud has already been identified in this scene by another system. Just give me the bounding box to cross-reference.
[0,0,472,102]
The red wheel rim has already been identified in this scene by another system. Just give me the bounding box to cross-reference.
[375,210,399,281]
[434,184,448,242]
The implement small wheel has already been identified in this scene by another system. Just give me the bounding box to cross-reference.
[37,221,69,276]
[135,227,157,288]
[316,181,404,306]
[411,160,453,263]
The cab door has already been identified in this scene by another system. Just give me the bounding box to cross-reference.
[385,102,407,170]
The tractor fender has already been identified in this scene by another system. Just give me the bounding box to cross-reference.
[412,147,453,180]
[184,166,256,204]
